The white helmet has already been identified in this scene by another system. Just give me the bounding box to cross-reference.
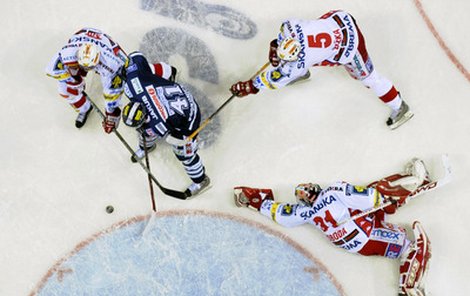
[295,183,322,206]
[277,37,301,62]
[77,43,100,70]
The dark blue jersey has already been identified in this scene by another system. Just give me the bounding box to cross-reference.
[124,52,200,139]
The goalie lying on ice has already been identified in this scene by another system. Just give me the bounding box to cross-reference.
[234,158,433,296]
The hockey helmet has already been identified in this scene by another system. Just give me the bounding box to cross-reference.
[295,183,322,206]
[122,101,146,128]
[77,43,100,70]
[277,37,301,62]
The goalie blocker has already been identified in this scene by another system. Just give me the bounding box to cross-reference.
[233,157,442,296]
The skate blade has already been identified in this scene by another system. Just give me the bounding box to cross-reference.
[389,111,414,130]
[187,185,212,198]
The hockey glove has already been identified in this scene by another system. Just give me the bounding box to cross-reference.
[103,107,121,134]
[234,186,274,211]
[230,80,259,97]
[269,39,280,67]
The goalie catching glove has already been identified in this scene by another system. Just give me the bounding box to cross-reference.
[234,186,274,211]
[372,158,431,214]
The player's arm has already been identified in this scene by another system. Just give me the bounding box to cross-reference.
[45,53,84,82]
[341,178,416,216]
[45,53,89,103]
[230,63,308,97]
[149,62,177,82]
[260,200,312,227]
[337,183,384,212]
[234,186,310,227]
[366,159,431,214]
[101,75,124,133]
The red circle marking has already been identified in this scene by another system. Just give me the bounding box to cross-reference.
[30,209,346,296]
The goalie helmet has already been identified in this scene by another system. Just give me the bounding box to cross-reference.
[77,43,100,70]
[122,102,146,128]
[295,183,322,207]
[277,37,301,62]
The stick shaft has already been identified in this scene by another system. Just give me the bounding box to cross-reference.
[143,136,157,212]
[338,155,452,225]
[87,95,188,199]
[186,62,270,141]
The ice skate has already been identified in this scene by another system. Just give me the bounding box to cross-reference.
[387,100,413,130]
[75,105,93,128]
[398,221,431,296]
[185,175,211,197]
[130,144,156,163]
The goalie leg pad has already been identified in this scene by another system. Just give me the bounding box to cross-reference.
[234,187,274,211]
[399,221,431,296]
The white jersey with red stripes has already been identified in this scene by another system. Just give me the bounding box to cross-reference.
[45,28,128,109]
[253,10,360,90]
[260,181,382,253]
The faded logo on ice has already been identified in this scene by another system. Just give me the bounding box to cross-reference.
[139,1,258,147]
[140,0,257,39]
[141,27,219,84]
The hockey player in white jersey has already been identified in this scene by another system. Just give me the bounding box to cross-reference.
[235,158,432,296]
[230,10,413,129]
[45,28,128,132]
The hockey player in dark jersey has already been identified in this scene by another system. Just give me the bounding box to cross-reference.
[122,52,210,197]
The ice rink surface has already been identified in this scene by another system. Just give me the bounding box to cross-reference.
[1,0,469,295]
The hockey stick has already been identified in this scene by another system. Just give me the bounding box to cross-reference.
[140,136,158,238]
[184,61,270,142]
[87,95,188,200]
[338,154,452,225]
[143,136,157,211]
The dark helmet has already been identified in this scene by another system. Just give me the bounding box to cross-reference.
[122,101,146,128]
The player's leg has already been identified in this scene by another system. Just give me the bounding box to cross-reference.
[172,137,210,197]
[398,221,431,296]
[358,211,411,259]
[130,130,158,163]
[343,18,413,129]
[58,80,93,128]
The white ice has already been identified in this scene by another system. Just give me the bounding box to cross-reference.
[1,0,469,295]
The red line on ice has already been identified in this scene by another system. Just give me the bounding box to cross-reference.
[29,210,346,296]
[413,0,470,83]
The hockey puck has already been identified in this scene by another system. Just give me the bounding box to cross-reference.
[106,205,114,214]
